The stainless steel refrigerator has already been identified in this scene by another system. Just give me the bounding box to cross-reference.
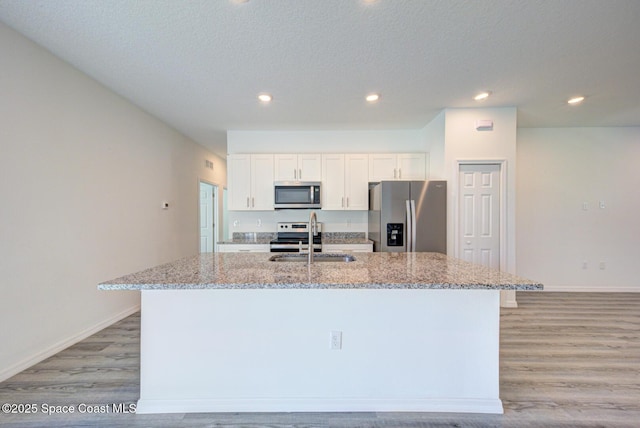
[368,181,447,253]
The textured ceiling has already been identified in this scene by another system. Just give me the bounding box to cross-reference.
[1,0,640,156]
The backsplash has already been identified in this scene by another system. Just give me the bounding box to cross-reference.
[226,210,368,239]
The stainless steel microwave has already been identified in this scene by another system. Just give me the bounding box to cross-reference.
[274,181,321,209]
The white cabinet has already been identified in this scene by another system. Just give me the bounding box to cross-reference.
[322,243,373,253]
[321,154,368,210]
[227,154,274,211]
[321,154,344,210]
[397,153,427,180]
[218,244,270,253]
[369,153,427,181]
[345,154,369,210]
[274,154,322,181]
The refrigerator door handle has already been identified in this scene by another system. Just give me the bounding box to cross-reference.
[410,200,417,252]
[405,200,412,252]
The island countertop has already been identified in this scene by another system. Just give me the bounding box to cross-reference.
[99,252,542,291]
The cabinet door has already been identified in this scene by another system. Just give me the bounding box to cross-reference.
[251,154,274,210]
[397,153,426,180]
[298,154,322,181]
[274,154,298,181]
[227,154,252,210]
[321,154,346,210]
[344,154,369,210]
[368,153,397,182]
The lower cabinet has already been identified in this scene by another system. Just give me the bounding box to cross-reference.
[218,244,270,253]
[322,243,373,253]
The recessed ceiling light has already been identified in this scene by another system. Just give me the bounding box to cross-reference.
[366,93,380,102]
[257,93,272,103]
[567,96,585,105]
[474,91,491,101]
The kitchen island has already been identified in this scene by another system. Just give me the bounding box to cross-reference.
[99,252,542,415]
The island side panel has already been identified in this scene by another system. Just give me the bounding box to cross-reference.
[137,288,503,414]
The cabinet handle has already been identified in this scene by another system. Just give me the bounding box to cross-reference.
[246,197,250,208]
[294,169,297,179]
[299,169,302,179]
[399,168,402,179]
[394,168,397,179]
[252,197,255,207]
[346,197,349,207]
[341,197,344,207]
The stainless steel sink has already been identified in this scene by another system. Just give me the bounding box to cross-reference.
[269,254,356,263]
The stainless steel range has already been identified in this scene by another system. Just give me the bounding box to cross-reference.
[269,222,322,253]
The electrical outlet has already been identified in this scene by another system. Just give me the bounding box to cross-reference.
[330,331,342,350]
[582,261,588,270]
[599,261,606,270]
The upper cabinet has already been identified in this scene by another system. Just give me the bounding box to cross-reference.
[368,153,427,182]
[274,154,322,182]
[226,151,429,212]
[227,154,274,211]
[321,154,369,210]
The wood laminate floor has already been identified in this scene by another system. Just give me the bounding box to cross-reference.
[0,292,638,427]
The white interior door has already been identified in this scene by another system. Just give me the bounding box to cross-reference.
[458,164,501,269]
[200,182,215,253]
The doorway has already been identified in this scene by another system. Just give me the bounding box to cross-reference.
[455,161,515,307]
[458,163,501,269]
[199,181,218,253]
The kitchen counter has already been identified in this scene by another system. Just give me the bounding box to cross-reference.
[99,252,541,291]
[216,232,275,245]
[99,252,542,415]
[321,232,372,245]
[216,232,373,246]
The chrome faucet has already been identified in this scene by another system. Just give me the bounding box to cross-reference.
[308,211,318,264]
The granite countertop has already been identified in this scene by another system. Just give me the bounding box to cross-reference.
[99,252,542,291]
[217,232,372,246]
[217,232,274,245]
[321,232,372,245]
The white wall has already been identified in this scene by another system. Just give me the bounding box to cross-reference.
[227,130,425,153]
[422,110,446,179]
[517,127,640,291]
[0,22,226,381]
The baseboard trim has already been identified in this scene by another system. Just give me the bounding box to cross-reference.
[135,397,504,415]
[500,290,518,308]
[0,304,140,382]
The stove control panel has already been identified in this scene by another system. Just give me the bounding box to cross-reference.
[277,222,322,233]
